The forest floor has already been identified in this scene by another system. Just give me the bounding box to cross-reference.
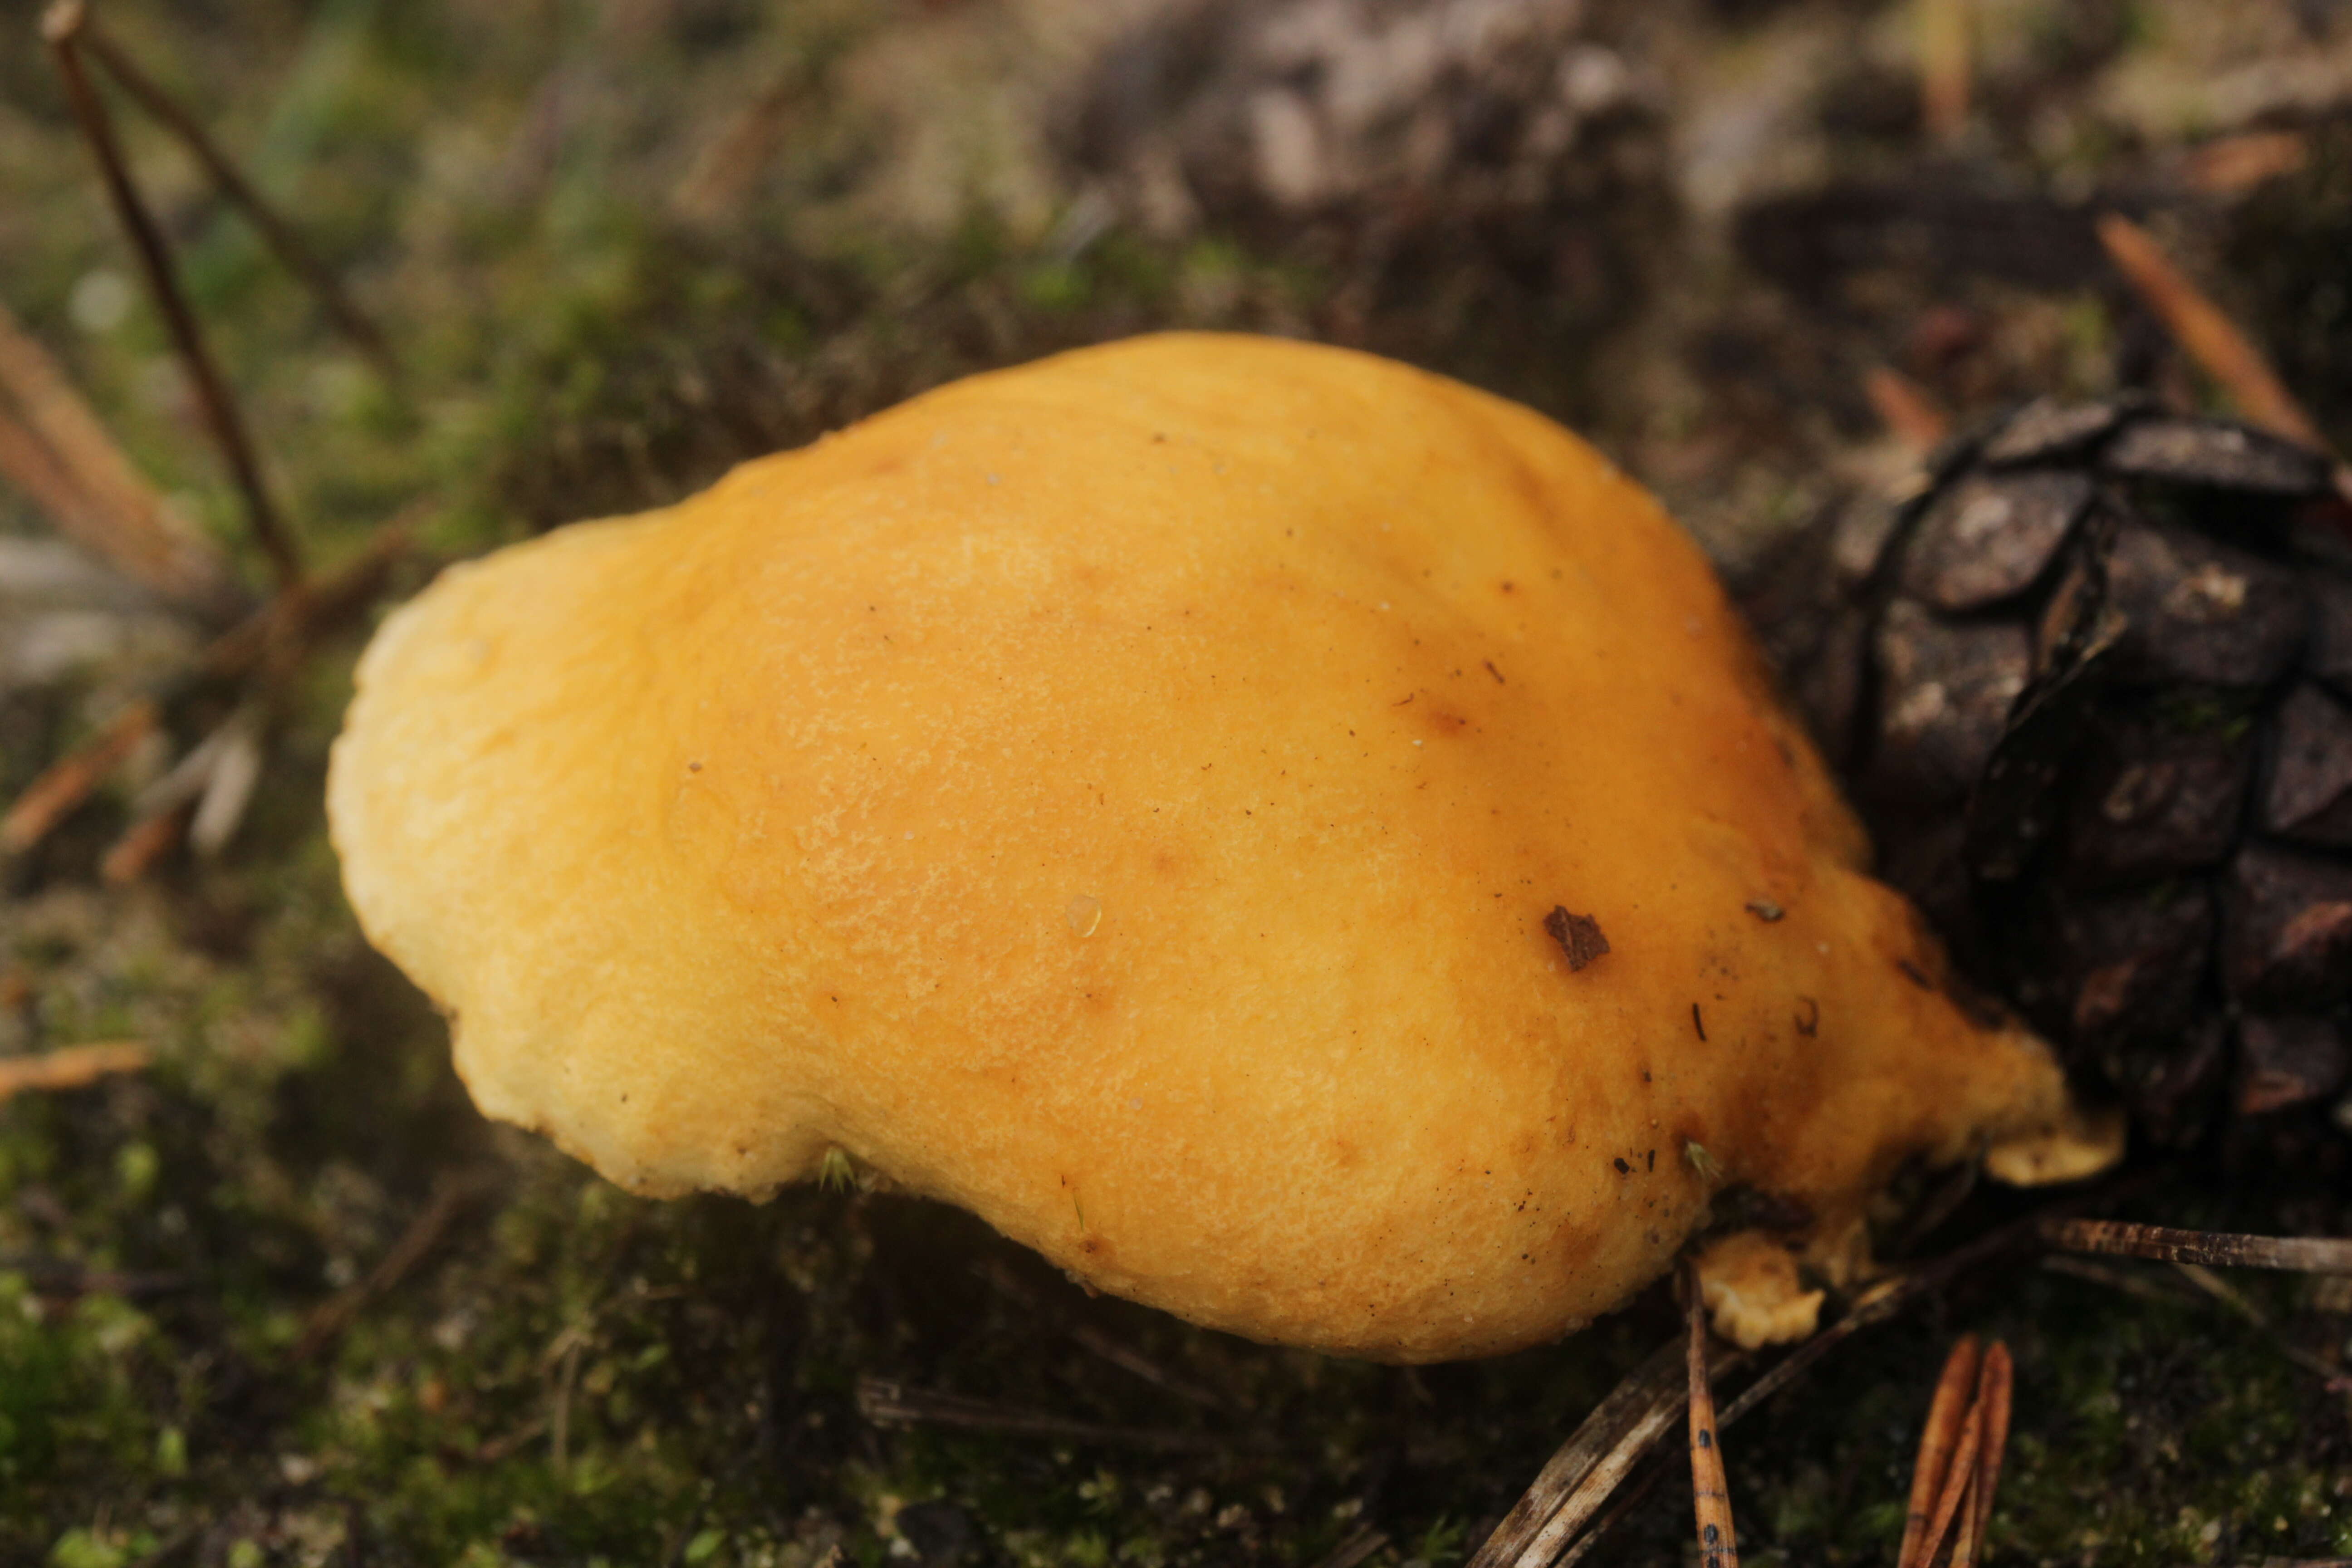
[0,0,2349,1563]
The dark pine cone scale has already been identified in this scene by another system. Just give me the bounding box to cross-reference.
[1749,401,2352,1147]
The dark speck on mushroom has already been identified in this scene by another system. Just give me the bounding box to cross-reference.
[1545,907,1610,970]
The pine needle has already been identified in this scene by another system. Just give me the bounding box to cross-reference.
[1897,1338,2013,1568]
[1866,365,1954,456]
[1897,1334,1980,1568]
[2095,212,2326,451]
[1918,0,1971,144]
[0,1041,152,1103]
[2043,1219,2352,1274]
[0,699,158,856]
[1685,1264,1739,1568]
[0,299,235,612]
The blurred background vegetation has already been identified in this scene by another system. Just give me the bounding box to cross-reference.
[0,0,2347,1563]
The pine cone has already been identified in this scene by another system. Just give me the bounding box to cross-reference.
[1750,402,2352,1146]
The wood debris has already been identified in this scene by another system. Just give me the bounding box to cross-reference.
[2096,213,2327,453]
[855,1377,1237,1454]
[44,0,305,593]
[0,300,237,614]
[0,1040,152,1104]
[1866,365,1954,456]
[293,1171,495,1362]
[1896,1337,2012,1568]
[0,698,157,855]
[1685,1264,1739,1568]
[1917,0,1970,144]
[70,9,399,379]
[2042,1218,2352,1274]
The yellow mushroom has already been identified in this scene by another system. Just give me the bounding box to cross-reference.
[328,333,2107,1362]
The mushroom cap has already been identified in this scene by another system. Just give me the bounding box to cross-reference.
[329,333,2078,1362]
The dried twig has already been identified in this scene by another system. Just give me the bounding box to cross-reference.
[0,1251,187,1298]
[44,0,304,593]
[0,401,101,553]
[1919,0,1970,144]
[2171,1262,2342,1382]
[675,69,806,223]
[98,707,257,886]
[1895,1340,2016,1568]
[1957,1344,2012,1568]
[0,1040,152,1103]
[2038,1254,2193,1307]
[0,698,158,855]
[2096,213,2326,452]
[1534,1177,2159,1568]
[99,797,191,885]
[1866,366,1953,456]
[2042,1219,2352,1274]
[1309,1526,1392,1568]
[0,300,235,611]
[70,13,398,380]
[294,1171,495,1362]
[1685,1266,1738,1568]
[2182,130,2309,196]
[187,706,265,857]
[1913,1373,1983,1568]
[1069,1323,1227,1410]
[199,516,418,684]
[856,1377,1240,1454]
[1897,1335,1980,1568]
[1469,1335,1744,1568]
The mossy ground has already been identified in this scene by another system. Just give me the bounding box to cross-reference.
[0,2,2348,1563]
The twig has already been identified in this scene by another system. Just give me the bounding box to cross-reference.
[1866,366,1953,456]
[2182,130,2308,196]
[0,1251,188,1298]
[1465,1340,1684,1568]
[0,400,103,555]
[1919,0,1970,144]
[2171,1262,2342,1381]
[1685,1265,1739,1568]
[675,69,806,223]
[71,14,399,380]
[95,707,258,886]
[1545,1176,2161,1567]
[200,516,417,684]
[1069,1323,1228,1410]
[1897,1335,1980,1568]
[855,1377,1239,1454]
[471,1416,548,1465]
[2038,1254,2195,1307]
[2096,213,2327,451]
[1469,1336,1743,1568]
[1960,1345,2013,1568]
[44,0,304,593]
[187,706,265,857]
[1913,1374,1983,1568]
[2042,1219,2352,1274]
[0,1040,152,1102]
[1900,1340,2012,1568]
[99,797,191,885]
[550,1334,584,1475]
[0,300,235,611]
[294,1171,494,1362]
[1309,1526,1392,1568]
[0,699,159,855]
